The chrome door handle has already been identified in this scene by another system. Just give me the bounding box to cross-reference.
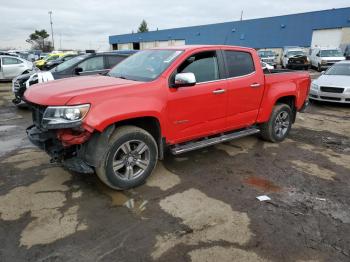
[212,89,226,94]
[250,83,261,88]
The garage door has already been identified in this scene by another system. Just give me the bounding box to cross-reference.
[311,29,342,48]
[118,43,131,50]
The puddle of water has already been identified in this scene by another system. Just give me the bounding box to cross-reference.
[97,182,148,213]
[0,138,24,157]
[244,176,282,192]
[0,125,17,132]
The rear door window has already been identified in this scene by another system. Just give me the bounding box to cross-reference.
[78,56,104,72]
[224,51,255,78]
[3,57,22,65]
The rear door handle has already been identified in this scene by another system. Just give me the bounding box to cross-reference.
[212,89,226,94]
[250,83,261,88]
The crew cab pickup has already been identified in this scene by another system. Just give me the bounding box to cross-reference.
[25,45,310,190]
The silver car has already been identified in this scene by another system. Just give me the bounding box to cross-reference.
[0,55,34,80]
[310,61,350,103]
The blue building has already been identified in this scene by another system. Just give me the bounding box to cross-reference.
[109,7,350,52]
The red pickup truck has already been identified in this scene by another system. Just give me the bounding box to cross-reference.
[25,45,310,190]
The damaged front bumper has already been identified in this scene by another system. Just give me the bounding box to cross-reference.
[26,125,95,174]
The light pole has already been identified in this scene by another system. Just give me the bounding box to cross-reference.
[48,11,55,50]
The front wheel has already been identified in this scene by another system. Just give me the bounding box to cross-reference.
[260,104,293,143]
[96,126,158,190]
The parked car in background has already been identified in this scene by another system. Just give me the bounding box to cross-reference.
[43,53,78,70]
[310,47,345,71]
[34,53,66,69]
[340,44,350,60]
[309,60,350,103]
[0,55,34,80]
[12,50,137,105]
[281,47,310,70]
[258,50,277,68]
[24,45,310,190]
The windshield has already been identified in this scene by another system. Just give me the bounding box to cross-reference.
[258,51,274,57]
[320,49,343,57]
[108,50,183,81]
[53,54,90,72]
[325,63,350,76]
[287,51,305,57]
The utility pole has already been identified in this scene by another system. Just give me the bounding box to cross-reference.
[48,11,55,50]
[240,10,244,21]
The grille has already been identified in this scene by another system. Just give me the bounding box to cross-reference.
[13,80,21,92]
[30,104,47,128]
[320,96,341,101]
[320,86,344,93]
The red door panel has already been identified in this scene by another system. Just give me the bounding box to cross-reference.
[166,80,228,143]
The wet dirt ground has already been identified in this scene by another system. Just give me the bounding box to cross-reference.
[0,74,349,262]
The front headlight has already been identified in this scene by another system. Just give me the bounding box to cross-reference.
[42,104,90,129]
[321,60,327,65]
[311,83,319,91]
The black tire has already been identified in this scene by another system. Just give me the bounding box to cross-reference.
[260,104,293,143]
[96,126,158,190]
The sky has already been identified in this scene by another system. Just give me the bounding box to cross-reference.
[0,0,349,51]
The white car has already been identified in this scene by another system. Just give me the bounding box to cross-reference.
[309,60,350,103]
[0,55,34,80]
[310,47,345,72]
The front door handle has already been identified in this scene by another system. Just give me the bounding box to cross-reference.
[250,83,261,88]
[212,89,226,94]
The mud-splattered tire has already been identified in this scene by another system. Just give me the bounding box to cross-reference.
[260,104,292,143]
[96,126,158,190]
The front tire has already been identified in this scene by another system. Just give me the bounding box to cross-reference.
[96,126,158,190]
[260,104,292,143]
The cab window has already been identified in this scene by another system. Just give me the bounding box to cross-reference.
[177,51,220,83]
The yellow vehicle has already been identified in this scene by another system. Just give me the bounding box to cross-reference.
[34,53,66,69]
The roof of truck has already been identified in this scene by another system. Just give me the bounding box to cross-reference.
[149,45,255,51]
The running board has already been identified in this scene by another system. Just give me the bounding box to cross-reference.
[170,127,260,155]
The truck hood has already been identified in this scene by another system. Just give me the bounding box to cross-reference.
[321,57,345,61]
[24,75,139,105]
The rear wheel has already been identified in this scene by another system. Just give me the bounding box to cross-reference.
[260,104,292,143]
[96,126,158,190]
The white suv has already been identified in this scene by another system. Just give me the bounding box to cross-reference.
[310,47,345,72]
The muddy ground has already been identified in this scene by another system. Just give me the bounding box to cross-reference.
[0,74,349,262]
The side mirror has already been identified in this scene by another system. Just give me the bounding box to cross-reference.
[74,67,83,75]
[174,72,196,87]
[316,54,320,57]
